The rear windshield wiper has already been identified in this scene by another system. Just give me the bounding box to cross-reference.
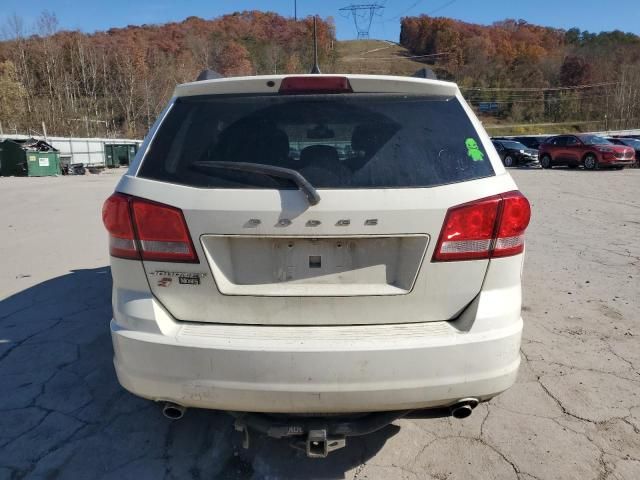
[191,161,321,206]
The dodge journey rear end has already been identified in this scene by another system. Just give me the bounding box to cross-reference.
[103,74,530,456]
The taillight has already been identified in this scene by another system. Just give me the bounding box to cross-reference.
[492,191,530,258]
[131,199,198,262]
[279,76,353,94]
[433,195,500,261]
[102,194,198,263]
[102,193,138,259]
[433,191,531,262]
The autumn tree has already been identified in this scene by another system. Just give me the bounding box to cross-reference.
[0,60,25,130]
[559,55,592,86]
[0,11,337,138]
[400,15,640,129]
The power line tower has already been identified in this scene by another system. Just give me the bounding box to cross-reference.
[339,3,385,40]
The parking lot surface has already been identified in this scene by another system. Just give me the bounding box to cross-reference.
[1,168,639,479]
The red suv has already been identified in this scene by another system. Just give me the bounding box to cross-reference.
[539,134,635,170]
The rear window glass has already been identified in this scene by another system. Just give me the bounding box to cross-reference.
[138,94,494,189]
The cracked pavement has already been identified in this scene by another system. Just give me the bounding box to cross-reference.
[1,168,639,479]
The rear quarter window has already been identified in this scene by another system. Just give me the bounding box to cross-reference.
[138,93,494,189]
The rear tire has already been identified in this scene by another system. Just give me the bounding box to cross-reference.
[584,154,598,170]
[503,156,515,167]
[540,155,552,169]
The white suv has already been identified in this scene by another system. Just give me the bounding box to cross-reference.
[103,74,530,457]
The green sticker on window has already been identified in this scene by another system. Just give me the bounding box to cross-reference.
[465,138,485,161]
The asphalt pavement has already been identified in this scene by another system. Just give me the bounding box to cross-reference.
[0,168,639,479]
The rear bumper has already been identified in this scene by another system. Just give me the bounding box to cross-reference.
[109,251,525,414]
[111,315,521,413]
[110,254,524,413]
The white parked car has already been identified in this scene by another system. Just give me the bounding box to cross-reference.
[103,74,530,457]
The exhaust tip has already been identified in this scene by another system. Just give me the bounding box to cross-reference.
[450,398,479,419]
[451,404,473,419]
[162,402,186,420]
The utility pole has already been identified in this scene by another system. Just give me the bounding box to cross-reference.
[294,0,297,20]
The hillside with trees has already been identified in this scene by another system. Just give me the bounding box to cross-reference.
[1,11,640,138]
[400,16,640,133]
[0,11,336,138]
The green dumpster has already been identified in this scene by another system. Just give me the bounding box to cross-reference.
[25,151,61,176]
[105,143,138,168]
[0,139,61,177]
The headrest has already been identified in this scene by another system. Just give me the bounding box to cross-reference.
[299,145,339,166]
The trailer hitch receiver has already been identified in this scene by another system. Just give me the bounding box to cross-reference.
[231,409,412,458]
[306,429,346,458]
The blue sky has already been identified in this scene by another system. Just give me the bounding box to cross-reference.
[2,0,639,40]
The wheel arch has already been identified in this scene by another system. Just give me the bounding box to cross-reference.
[581,150,599,163]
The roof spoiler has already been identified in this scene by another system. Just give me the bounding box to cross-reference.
[196,69,223,81]
[412,67,437,80]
